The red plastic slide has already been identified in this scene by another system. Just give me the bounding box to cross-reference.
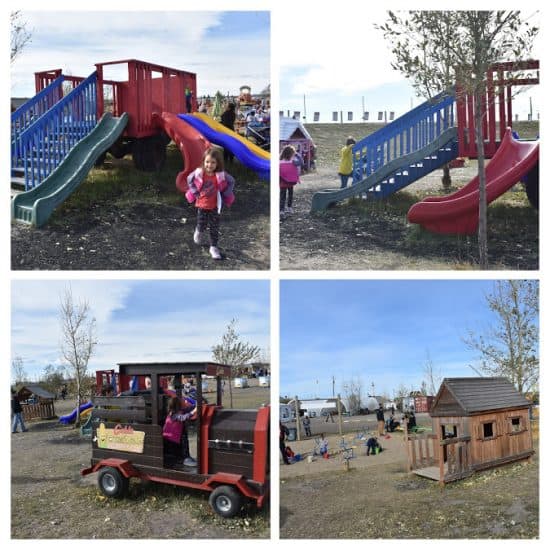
[153,112,211,193]
[407,128,539,234]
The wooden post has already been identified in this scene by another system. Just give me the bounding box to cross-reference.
[337,394,343,435]
[438,438,445,486]
[294,396,301,441]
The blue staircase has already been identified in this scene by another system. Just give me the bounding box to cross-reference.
[311,91,458,211]
[11,72,98,192]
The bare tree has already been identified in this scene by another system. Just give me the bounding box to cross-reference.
[463,280,538,393]
[377,11,539,269]
[59,287,97,426]
[12,356,27,386]
[423,350,442,395]
[11,11,32,64]
[212,319,260,407]
[342,376,364,416]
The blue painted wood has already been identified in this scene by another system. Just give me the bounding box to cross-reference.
[14,72,98,191]
[352,90,455,187]
[11,76,65,173]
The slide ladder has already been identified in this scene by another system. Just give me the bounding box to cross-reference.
[311,91,458,211]
[11,72,99,192]
[12,112,128,227]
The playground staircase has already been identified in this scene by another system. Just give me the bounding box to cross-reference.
[11,72,99,192]
[11,72,129,227]
[311,91,458,211]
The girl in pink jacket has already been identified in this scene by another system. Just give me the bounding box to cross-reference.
[186,147,235,260]
[279,145,301,217]
[162,396,197,467]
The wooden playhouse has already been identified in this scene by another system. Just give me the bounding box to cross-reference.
[406,377,534,485]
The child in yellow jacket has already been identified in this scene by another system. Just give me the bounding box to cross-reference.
[338,137,356,188]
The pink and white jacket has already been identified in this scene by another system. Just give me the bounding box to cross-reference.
[185,168,235,210]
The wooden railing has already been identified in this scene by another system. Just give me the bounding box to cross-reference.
[406,433,439,471]
[439,436,472,483]
[22,402,56,421]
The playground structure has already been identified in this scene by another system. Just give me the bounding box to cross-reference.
[11,59,270,227]
[406,377,534,485]
[81,362,270,518]
[280,117,316,171]
[311,60,539,235]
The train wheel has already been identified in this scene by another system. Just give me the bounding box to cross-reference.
[208,485,243,518]
[97,467,129,499]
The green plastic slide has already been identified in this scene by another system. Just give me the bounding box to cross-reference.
[12,112,128,227]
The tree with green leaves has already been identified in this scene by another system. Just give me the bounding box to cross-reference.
[212,319,260,407]
[463,280,538,393]
[377,11,539,269]
[59,287,97,427]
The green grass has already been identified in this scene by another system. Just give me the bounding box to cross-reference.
[56,142,267,219]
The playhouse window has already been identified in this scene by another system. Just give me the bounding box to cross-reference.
[482,422,494,438]
[511,417,522,432]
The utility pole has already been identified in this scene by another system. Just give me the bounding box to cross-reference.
[332,375,335,397]
[303,94,307,122]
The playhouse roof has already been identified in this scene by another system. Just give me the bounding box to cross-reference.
[17,385,56,400]
[280,117,313,142]
[431,377,530,417]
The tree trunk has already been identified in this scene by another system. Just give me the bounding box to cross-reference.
[75,379,81,428]
[474,88,488,270]
[228,375,234,408]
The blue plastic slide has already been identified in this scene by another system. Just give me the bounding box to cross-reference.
[177,114,270,180]
[59,401,93,424]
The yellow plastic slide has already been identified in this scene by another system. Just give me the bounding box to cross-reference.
[191,113,270,160]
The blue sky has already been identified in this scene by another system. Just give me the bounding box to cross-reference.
[10,10,270,99]
[280,280,537,400]
[11,280,270,382]
[278,7,541,123]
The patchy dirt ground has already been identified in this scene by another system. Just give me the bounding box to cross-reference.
[280,123,538,270]
[11,394,269,539]
[11,151,270,271]
[280,413,539,539]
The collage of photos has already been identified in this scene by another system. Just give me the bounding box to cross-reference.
[8,4,542,546]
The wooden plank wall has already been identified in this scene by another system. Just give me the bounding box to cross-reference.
[469,408,532,466]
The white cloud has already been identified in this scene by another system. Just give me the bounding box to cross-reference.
[11,11,269,97]
[11,281,269,381]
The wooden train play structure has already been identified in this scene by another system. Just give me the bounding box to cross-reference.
[405,377,534,485]
[11,59,270,227]
[311,60,539,235]
[81,362,270,518]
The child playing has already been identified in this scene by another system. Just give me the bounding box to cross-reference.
[162,396,197,467]
[186,147,235,260]
[338,137,356,188]
[279,145,301,216]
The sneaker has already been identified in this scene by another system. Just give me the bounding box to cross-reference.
[285,206,294,214]
[279,210,285,218]
[193,228,203,245]
[209,246,222,260]
[183,457,197,467]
